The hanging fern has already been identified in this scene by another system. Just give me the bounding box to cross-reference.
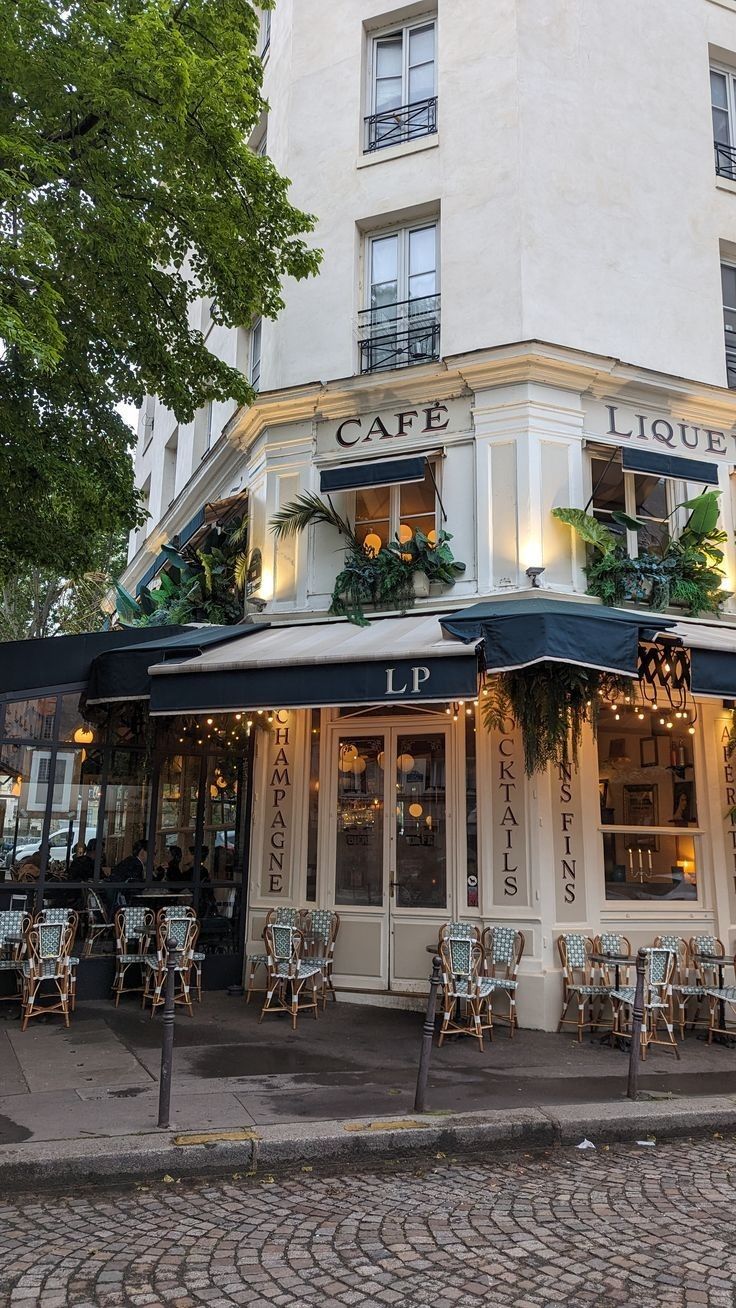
[482,664,631,776]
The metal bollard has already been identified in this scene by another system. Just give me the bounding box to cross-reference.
[158,936,180,1129]
[414,953,443,1113]
[626,948,647,1101]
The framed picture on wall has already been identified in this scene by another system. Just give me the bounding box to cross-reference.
[670,780,697,826]
[623,783,658,829]
[639,737,657,768]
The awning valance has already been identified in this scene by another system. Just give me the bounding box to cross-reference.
[86,624,266,705]
[148,614,480,715]
[440,598,672,677]
[319,456,427,494]
[654,620,736,698]
[0,625,188,701]
[621,448,719,486]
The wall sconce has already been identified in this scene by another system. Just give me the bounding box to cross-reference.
[525,566,545,589]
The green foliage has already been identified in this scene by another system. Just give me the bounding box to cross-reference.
[0,534,127,640]
[551,507,617,556]
[269,496,466,625]
[0,0,321,576]
[482,666,631,777]
[116,518,249,627]
[554,491,729,616]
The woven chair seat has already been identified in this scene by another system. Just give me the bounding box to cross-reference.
[486,977,518,991]
[450,977,496,998]
[118,953,146,964]
[673,984,706,995]
[274,960,322,979]
[192,951,205,962]
[247,952,266,962]
[69,957,80,967]
[0,958,21,971]
[21,959,68,979]
[707,986,736,1002]
[570,984,611,996]
[611,987,667,1008]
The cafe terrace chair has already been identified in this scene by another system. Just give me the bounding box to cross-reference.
[160,906,205,1002]
[557,934,612,1042]
[0,909,31,1005]
[303,909,340,1007]
[259,922,323,1029]
[35,908,80,1009]
[112,906,154,1006]
[246,906,305,1004]
[610,946,680,1059]
[654,935,692,1039]
[688,934,726,1035]
[142,915,198,1017]
[20,920,75,1030]
[83,887,114,957]
[481,926,525,1039]
[438,925,495,1052]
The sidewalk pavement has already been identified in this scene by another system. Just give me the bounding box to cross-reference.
[1,993,735,1186]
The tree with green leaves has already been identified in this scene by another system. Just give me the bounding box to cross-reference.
[0,0,321,580]
[0,534,127,641]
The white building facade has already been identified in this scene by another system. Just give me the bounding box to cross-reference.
[125,0,736,1028]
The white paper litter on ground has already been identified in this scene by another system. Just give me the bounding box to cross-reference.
[636,1140,656,1146]
[576,1139,596,1150]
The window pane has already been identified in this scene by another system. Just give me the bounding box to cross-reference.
[591,457,627,541]
[714,106,730,146]
[154,754,200,879]
[408,24,434,68]
[409,226,436,276]
[712,69,729,111]
[400,471,435,519]
[395,733,447,908]
[335,736,384,905]
[102,749,149,889]
[375,35,402,78]
[0,744,45,879]
[203,754,239,882]
[355,486,391,524]
[634,474,669,551]
[57,695,89,745]
[371,235,398,288]
[375,76,402,112]
[4,697,57,742]
[409,61,434,104]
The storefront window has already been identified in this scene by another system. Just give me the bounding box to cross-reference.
[395,733,447,908]
[3,696,57,741]
[335,736,384,905]
[598,711,698,901]
[154,753,200,876]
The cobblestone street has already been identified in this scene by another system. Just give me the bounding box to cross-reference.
[2,1137,736,1307]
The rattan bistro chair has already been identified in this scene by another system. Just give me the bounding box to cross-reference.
[142,916,198,1017]
[611,947,680,1059]
[557,934,612,1042]
[246,907,306,1003]
[654,935,693,1039]
[20,920,75,1029]
[0,909,30,1004]
[35,908,80,1009]
[303,909,340,1007]
[260,922,322,1029]
[83,886,114,957]
[482,926,524,1038]
[438,926,495,1051]
[112,906,154,1005]
[160,907,205,1002]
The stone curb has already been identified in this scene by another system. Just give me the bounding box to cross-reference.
[1,1095,735,1189]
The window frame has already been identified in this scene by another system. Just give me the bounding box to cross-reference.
[368,18,437,120]
[250,319,262,391]
[364,220,440,311]
[711,63,736,175]
[722,259,736,388]
[259,6,271,57]
[352,458,440,551]
[587,448,678,559]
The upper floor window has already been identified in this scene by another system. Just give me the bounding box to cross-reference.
[365,19,437,153]
[590,453,671,555]
[354,461,438,552]
[722,262,736,387]
[358,222,440,373]
[260,6,271,57]
[711,66,736,179]
[250,319,262,390]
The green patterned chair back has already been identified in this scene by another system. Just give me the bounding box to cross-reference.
[162,914,195,951]
[116,906,153,946]
[266,907,301,929]
[654,935,686,980]
[689,934,724,985]
[691,934,721,958]
[0,909,29,951]
[264,922,303,971]
[305,909,338,952]
[643,946,675,995]
[558,933,592,984]
[439,926,482,985]
[29,920,72,963]
[598,932,629,957]
[155,915,197,962]
[37,908,75,926]
[483,926,524,979]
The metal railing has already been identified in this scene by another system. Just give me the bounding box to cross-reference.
[715,139,736,179]
[364,96,438,153]
[357,294,440,374]
[726,339,736,390]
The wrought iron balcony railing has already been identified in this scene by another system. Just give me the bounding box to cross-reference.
[715,139,736,179]
[726,338,736,390]
[364,96,438,153]
[358,294,440,374]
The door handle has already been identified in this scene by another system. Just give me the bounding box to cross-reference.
[389,876,397,898]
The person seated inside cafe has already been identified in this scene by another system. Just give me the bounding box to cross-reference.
[69,837,105,881]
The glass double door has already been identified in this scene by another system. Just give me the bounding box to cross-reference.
[333,725,450,987]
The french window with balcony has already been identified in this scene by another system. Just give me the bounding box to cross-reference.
[359,222,439,374]
[711,66,736,179]
[722,262,736,388]
[365,19,437,153]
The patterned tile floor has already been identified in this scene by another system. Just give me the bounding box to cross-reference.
[1,1137,736,1307]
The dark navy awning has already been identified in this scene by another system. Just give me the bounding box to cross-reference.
[0,626,188,701]
[622,448,719,486]
[320,456,426,494]
[652,621,736,698]
[440,599,673,677]
[148,614,481,714]
[85,625,268,705]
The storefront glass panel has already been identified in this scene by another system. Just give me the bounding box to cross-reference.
[598,712,699,900]
[395,732,447,908]
[335,735,384,905]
